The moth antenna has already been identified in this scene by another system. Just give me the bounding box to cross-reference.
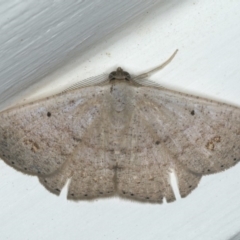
[133,49,178,81]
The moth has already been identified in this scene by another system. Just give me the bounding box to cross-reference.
[0,50,239,203]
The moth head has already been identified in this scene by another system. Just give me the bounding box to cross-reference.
[109,67,131,82]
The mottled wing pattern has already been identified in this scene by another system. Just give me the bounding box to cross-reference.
[0,86,108,176]
[39,107,116,198]
[116,107,176,203]
[134,86,240,197]
[116,87,204,202]
[1,77,240,203]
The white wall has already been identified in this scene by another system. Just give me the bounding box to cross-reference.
[0,0,167,109]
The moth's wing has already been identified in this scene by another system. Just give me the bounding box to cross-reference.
[0,86,109,176]
[39,98,116,198]
[116,106,201,202]
[117,85,240,200]
[116,109,175,203]
[137,86,240,178]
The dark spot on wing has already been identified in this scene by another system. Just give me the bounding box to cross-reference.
[69,100,75,105]
[73,137,81,142]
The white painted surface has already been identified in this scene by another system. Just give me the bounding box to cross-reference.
[1,0,240,240]
[0,0,163,110]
